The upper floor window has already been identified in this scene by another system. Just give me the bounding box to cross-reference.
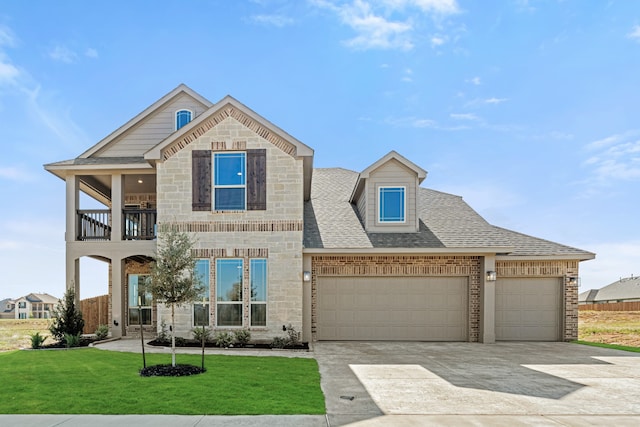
[378,186,406,223]
[18,301,26,309]
[176,109,192,130]
[214,152,246,211]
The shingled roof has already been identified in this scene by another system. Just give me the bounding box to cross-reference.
[579,276,640,303]
[303,167,594,259]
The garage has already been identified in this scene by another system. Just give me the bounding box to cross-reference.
[316,276,468,341]
[495,278,562,341]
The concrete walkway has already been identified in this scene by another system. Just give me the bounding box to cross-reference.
[3,339,640,426]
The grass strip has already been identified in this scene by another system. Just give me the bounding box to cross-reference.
[573,340,640,353]
[0,348,325,415]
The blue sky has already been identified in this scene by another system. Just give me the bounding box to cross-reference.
[1,0,639,299]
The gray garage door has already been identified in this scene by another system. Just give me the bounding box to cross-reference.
[316,276,467,341]
[496,278,562,341]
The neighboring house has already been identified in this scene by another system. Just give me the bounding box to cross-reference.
[44,84,594,343]
[579,276,640,304]
[12,293,59,319]
[0,298,15,319]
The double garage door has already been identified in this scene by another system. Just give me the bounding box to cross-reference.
[317,276,468,341]
[316,276,563,341]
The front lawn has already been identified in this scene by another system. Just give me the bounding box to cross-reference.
[0,348,325,415]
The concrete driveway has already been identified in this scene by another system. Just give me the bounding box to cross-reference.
[314,341,640,426]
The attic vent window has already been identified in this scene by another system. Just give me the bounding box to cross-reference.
[176,109,192,130]
[379,186,406,223]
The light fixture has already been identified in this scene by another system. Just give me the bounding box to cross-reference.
[567,276,578,286]
[303,271,311,282]
[137,179,143,184]
[486,271,497,281]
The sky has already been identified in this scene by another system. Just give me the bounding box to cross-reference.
[0,0,639,300]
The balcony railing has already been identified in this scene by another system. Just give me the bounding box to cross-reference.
[77,209,111,240]
[77,209,157,241]
[123,209,157,240]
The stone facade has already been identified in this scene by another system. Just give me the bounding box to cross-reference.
[154,116,304,340]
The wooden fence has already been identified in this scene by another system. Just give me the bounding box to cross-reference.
[80,294,109,334]
[580,302,640,311]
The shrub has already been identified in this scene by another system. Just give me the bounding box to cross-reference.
[49,288,85,342]
[64,333,81,348]
[30,332,47,349]
[192,327,211,343]
[215,331,234,348]
[270,324,301,349]
[95,324,109,341]
[233,329,251,347]
[270,336,288,349]
[157,320,170,343]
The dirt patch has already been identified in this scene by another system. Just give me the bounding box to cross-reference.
[0,319,51,351]
[579,311,640,347]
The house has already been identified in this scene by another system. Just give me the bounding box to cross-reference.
[0,298,15,319]
[11,293,59,319]
[44,84,594,343]
[579,276,640,304]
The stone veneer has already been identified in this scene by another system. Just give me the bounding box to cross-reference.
[311,256,580,342]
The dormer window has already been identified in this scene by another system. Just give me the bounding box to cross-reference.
[176,109,192,130]
[378,186,405,223]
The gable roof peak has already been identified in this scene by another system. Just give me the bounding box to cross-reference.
[360,150,428,181]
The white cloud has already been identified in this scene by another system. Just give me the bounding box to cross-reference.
[48,45,78,63]
[430,35,445,46]
[582,131,640,183]
[628,25,640,42]
[84,48,99,58]
[250,14,295,27]
[0,166,35,181]
[385,115,469,130]
[466,76,481,85]
[484,97,508,104]
[549,131,573,140]
[312,0,459,51]
[0,59,20,84]
[450,113,479,121]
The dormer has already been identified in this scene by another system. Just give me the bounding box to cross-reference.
[350,151,427,233]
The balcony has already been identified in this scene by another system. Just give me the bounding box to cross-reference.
[77,209,157,241]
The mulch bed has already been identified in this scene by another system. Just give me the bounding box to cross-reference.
[139,364,205,377]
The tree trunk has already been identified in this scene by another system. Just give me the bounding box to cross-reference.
[171,304,176,367]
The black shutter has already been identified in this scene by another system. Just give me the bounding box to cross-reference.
[192,150,211,211]
[246,149,266,210]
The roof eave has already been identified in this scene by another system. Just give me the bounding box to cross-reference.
[496,253,596,262]
[303,246,514,254]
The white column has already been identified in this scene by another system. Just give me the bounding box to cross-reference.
[479,255,496,343]
[111,174,123,241]
[65,253,80,300]
[65,175,79,242]
[302,254,312,342]
[111,257,125,338]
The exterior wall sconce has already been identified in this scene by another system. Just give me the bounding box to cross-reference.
[486,271,497,281]
[303,271,311,282]
[567,276,578,286]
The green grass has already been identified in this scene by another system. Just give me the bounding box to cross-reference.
[573,340,640,353]
[0,348,325,415]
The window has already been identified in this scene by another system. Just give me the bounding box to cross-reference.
[18,301,26,309]
[176,109,192,130]
[193,259,210,327]
[216,259,243,326]
[378,186,406,223]
[19,312,26,319]
[128,274,152,325]
[250,259,267,327]
[213,152,246,211]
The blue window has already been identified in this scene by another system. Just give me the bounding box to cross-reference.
[250,259,267,327]
[193,259,210,327]
[379,187,405,223]
[216,259,243,326]
[176,109,192,130]
[214,152,246,211]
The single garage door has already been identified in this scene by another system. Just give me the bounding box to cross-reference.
[495,278,562,341]
[317,276,467,341]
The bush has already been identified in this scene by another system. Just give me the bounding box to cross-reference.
[64,333,81,348]
[270,324,301,349]
[49,288,85,342]
[215,331,234,348]
[157,320,170,343]
[95,324,109,341]
[233,329,251,347]
[30,332,47,349]
[192,327,211,343]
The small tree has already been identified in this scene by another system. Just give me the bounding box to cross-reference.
[49,288,85,344]
[148,228,202,366]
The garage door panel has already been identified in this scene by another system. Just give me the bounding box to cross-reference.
[317,276,468,341]
[496,278,561,341]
